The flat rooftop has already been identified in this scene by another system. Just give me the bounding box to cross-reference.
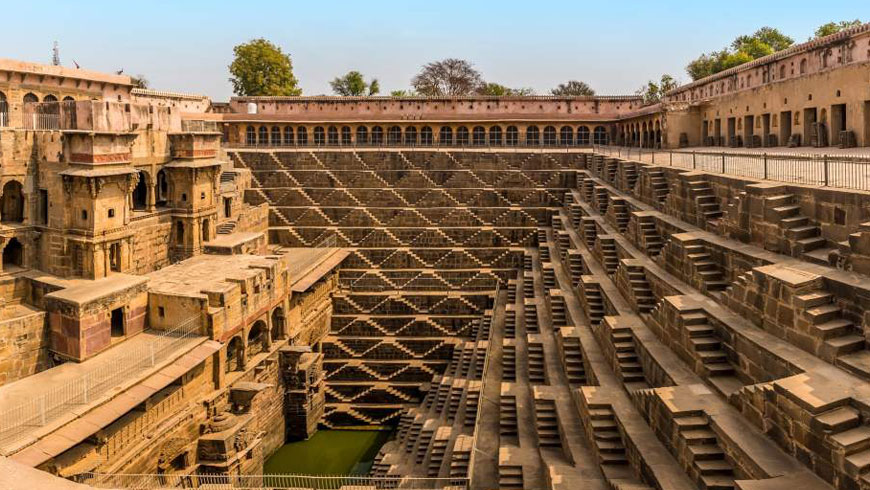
[147,248,348,297]
[146,254,280,297]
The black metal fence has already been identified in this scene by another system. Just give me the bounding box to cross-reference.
[594,144,870,192]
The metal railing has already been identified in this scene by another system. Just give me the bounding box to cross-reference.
[593,144,870,192]
[81,472,468,489]
[0,316,203,451]
[0,101,8,127]
[467,282,499,486]
[234,140,602,151]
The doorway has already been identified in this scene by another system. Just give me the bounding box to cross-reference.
[780,111,792,146]
[110,307,125,337]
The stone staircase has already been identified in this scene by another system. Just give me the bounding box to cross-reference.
[687,179,723,227]
[795,290,865,365]
[647,169,669,204]
[534,399,562,447]
[527,338,547,384]
[637,216,664,258]
[767,194,827,256]
[623,261,656,313]
[611,197,631,233]
[500,394,519,437]
[683,241,728,293]
[611,326,648,388]
[560,334,588,385]
[599,237,619,275]
[673,412,736,490]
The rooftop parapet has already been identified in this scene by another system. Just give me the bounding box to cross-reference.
[1,100,182,133]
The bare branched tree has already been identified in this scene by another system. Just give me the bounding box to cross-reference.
[412,58,483,96]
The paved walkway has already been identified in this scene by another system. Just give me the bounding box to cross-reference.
[0,329,204,452]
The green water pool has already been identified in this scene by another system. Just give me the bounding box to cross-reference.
[264,429,392,475]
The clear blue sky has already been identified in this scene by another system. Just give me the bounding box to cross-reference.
[2,1,864,100]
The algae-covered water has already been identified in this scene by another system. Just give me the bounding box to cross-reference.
[264,429,392,475]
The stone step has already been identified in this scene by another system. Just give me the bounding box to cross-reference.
[795,292,833,308]
[812,319,855,340]
[807,304,843,324]
[691,337,722,351]
[786,225,820,240]
[823,334,865,357]
[813,406,861,432]
[773,205,800,218]
[830,425,870,453]
[696,459,733,476]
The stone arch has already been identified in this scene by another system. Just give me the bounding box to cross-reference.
[456,126,469,145]
[472,126,486,146]
[156,170,168,206]
[271,307,285,341]
[356,126,369,144]
[63,96,74,102]
[578,126,590,145]
[43,94,58,103]
[297,127,308,145]
[506,126,519,146]
[3,237,23,269]
[313,126,325,145]
[526,125,540,145]
[245,126,256,145]
[489,126,502,145]
[420,126,433,145]
[559,126,573,146]
[371,126,384,144]
[202,217,210,242]
[284,126,294,145]
[271,126,281,145]
[341,126,352,145]
[543,126,557,146]
[131,170,149,211]
[226,336,244,373]
[404,126,417,146]
[387,126,402,145]
[247,320,267,359]
[23,93,38,103]
[257,126,268,145]
[327,126,339,145]
[439,126,453,145]
[1,180,24,223]
[593,126,608,145]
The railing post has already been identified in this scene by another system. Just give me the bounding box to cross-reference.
[669,151,673,166]
[823,154,829,186]
[693,151,697,169]
[721,152,725,173]
[763,153,768,180]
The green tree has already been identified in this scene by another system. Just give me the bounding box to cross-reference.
[330,70,379,96]
[636,74,678,105]
[477,82,535,96]
[390,89,416,97]
[814,19,862,38]
[550,80,595,96]
[685,27,794,81]
[412,59,483,96]
[130,74,149,89]
[228,38,301,96]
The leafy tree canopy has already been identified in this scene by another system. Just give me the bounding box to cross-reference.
[130,74,149,89]
[412,58,483,96]
[330,70,380,96]
[477,82,535,96]
[550,80,595,96]
[814,19,862,38]
[686,27,793,81]
[636,74,678,105]
[229,38,301,96]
